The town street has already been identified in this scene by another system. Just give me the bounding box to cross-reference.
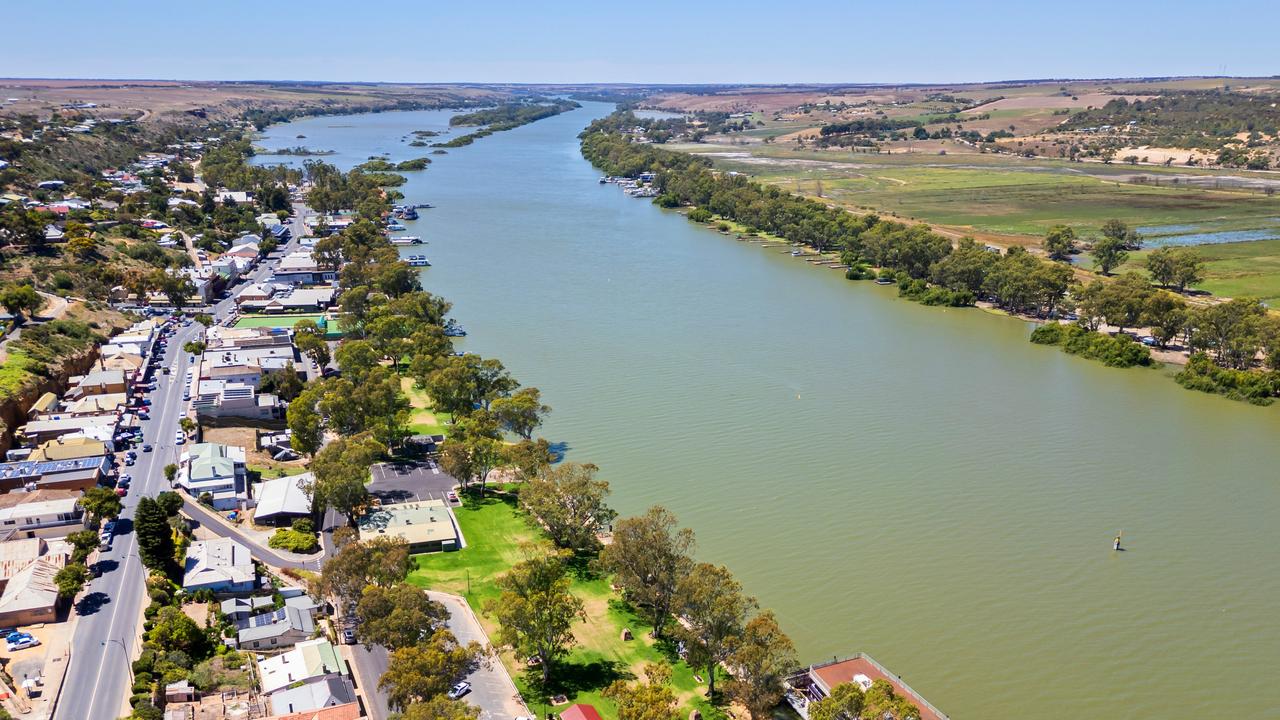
[54,206,305,720]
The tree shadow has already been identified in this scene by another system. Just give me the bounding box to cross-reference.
[546,441,571,463]
[95,558,120,576]
[75,591,111,616]
[528,658,629,698]
[564,553,604,583]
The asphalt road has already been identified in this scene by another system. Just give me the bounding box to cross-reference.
[55,206,306,720]
[57,320,202,720]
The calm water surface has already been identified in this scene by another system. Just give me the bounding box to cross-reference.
[255,105,1280,720]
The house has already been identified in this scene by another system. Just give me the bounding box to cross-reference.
[254,474,313,526]
[0,538,52,589]
[239,287,335,315]
[784,654,949,720]
[28,436,108,462]
[201,352,265,388]
[236,282,282,305]
[0,557,62,626]
[183,538,255,593]
[164,680,198,703]
[236,599,317,650]
[68,369,128,398]
[0,489,84,537]
[17,414,125,446]
[215,190,251,204]
[271,251,335,285]
[225,242,262,262]
[265,702,360,720]
[191,380,281,421]
[178,443,249,510]
[0,456,109,492]
[220,595,274,623]
[257,213,283,229]
[357,499,461,553]
[27,393,58,419]
[560,704,605,720]
[63,393,128,416]
[258,638,349,695]
[268,677,357,717]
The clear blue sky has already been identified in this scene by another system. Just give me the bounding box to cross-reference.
[4,0,1277,84]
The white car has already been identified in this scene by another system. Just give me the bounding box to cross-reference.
[446,681,471,700]
[175,432,186,445]
[7,636,40,652]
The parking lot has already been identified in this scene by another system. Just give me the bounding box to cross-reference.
[367,459,458,504]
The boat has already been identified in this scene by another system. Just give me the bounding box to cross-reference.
[791,250,804,257]
[390,236,423,246]
[413,203,434,209]
[401,207,419,220]
[386,222,407,231]
[405,255,431,267]
[443,319,466,337]
[599,177,608,184]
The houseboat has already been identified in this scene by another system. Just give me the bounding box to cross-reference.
[386,221,407,232]
[443,319,466,337]
[405,255,431,267]
[390,236,424,246]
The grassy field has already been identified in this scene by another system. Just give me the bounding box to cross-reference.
[401,377,452,435]
[1123,238,1280,305]
[685,145,1280,242]
[410,494,726,720]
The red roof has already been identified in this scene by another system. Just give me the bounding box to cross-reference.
[265,703,361,720]
[560,704,604,720]
[810,655,946,720]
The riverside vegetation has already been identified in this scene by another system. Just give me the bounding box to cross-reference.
[259,141,817,718]
[580,111,1280,405]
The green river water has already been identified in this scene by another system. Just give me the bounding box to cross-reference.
[254,103,1280,719]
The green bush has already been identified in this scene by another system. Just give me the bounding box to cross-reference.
[1031,323,1153,368]
[687,207,713,223]
[268,528,319,554]
[291,517,315,534]
[1175,353,1280,405]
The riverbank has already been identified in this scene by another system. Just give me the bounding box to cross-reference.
[582,112,1280,405]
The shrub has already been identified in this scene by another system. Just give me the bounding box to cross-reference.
[687,207,713,223]
[1175,353,1280,405]
[1031,323,1153,368]
[290,517,314,534]
[268,528,319,554]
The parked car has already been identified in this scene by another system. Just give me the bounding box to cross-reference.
[446,682,471,700]
[175,432,186,445]
[114,487,127,497]
[7,635,40,652]
[342,628,357,645]
[117,477,130,489]
[126,451,137,460]
[103,520,117,534]
[124,457,134,467]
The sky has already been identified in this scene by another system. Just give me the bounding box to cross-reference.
[3,0,1278,84]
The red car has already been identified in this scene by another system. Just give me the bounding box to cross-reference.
[114,487,127,497]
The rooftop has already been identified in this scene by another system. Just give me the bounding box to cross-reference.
[357,498,459,550]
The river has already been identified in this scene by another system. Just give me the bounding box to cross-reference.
[254,103,1280,719]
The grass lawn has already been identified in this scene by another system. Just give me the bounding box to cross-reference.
[409,494,727,720]
[400,376,453,436]
[234,313,343,338]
